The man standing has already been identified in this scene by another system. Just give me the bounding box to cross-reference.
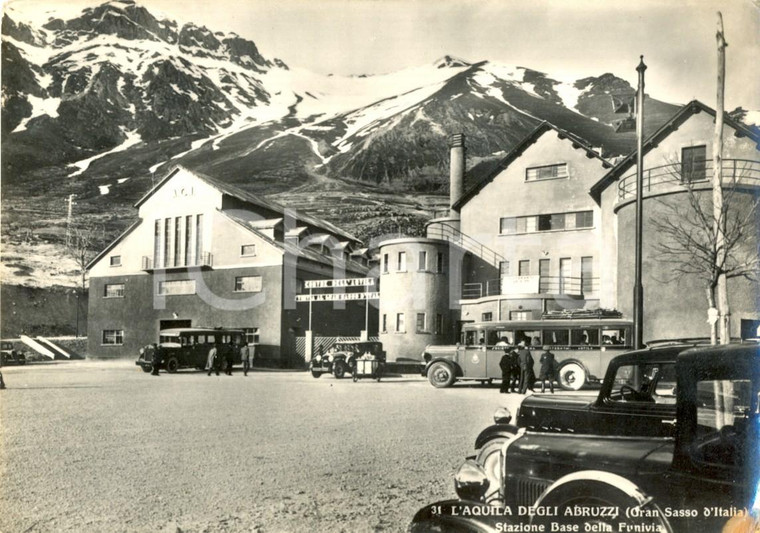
[224,340,236,375]
[517,341,535,394]
[147,343,160,376]
[241,343,251,376]
[206,343,219,376]
[538,346,556,393]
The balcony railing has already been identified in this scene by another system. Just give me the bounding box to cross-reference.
[462,276,600,300]
[617,158,760,201]
[425,222,505,268]
[142,251,214,271]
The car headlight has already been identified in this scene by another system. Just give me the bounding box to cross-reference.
[328,354,334,362]
[315,355,322,363]
[493,407,512,424]
[454,459,490,502]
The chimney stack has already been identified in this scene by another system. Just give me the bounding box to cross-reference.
[448,133,465,216]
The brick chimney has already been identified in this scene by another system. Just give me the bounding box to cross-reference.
[448,133,465,216]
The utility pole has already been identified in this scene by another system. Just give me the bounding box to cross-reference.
[66,194,76,247]
[714,12,729,344]
[633,56,647,350]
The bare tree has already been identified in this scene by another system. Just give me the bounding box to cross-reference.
[651,171,759,343]
[66,221,106,336]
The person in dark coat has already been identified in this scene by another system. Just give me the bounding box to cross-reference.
[207,343,219,376]
[508,348,520,392]
[224,341,236,375]
[538,346,556,393]
[517,342,535,394]
[146,343,160,376]
[497,338,513,393]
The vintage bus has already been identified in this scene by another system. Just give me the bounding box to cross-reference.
[135,327,246,373]
[422,319,632,390]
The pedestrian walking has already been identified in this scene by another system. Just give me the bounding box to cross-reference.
[144,343,160,376]
[206,343,219,376]
[538,346,556,393]
[241,343,251,376]
[517,341,535,394]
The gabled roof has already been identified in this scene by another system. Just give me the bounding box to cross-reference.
[135,165,360,243]
[589,100,760,201]
[452,122,612,210]
[85,220,140,270]
[221,210,369,275]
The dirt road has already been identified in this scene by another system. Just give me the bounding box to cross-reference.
[0,361,529,532]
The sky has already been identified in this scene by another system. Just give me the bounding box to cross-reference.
[4,0,760,111]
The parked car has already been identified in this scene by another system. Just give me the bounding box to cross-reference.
[409,343,760,533]
[135,328,245,373]
[310,341,385,379]
[0,341,26,366]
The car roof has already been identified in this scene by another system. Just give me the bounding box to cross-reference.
[678,342,760,364]
[160,328,244,335]
[608,344,699,366]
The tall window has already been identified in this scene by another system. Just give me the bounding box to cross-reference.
[164,217,172,267]
[174,216,182,267]
[526,163,568,181]
[436,252,444,273]
[185,215,193,266]
[158,280,196,295]
[682,145,707,182]
[104,283,125,298]
[397,251,407,272]
[539,258,550,293]
[383,253,389,273]
[418,251,427,271]
[559,257,571,294]
[518,260,530,276]
[102,330,124,345]
[581,256,593,294]
[416,313,426,333]
[396,313,405,333]
[195,214,203,265]
[382,314,388,333]
[154,219,162,267]
[499,260,510,277]
[435,314,443,335]
[234,276,263,293]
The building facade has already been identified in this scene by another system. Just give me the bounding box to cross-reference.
[377,101,760,360]
[87,166,376,364]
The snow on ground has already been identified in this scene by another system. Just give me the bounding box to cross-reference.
[68,128,143,177]
[98,185,111,195]
[1,241,80,288]
[13,94,61,132]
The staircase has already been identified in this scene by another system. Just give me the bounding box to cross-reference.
[426,222,504,268]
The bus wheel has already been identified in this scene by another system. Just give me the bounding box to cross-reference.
[557,362,586,391]
[165,358,179,374]
[428,362,455,388]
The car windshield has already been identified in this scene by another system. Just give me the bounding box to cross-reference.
[1,342,12,350]
[609,362,677,404]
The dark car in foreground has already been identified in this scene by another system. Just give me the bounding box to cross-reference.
[410,343,760,533]
[0,341,26,366]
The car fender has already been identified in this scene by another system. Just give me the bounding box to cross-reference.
[474,424,520,450]
[409,499,505,533]
[530,470,672,532]
[424,358,463,378]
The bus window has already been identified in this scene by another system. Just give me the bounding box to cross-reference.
[572,328,600,346]
[464,330,479,346]
[493,330,513,345]
[514,330,541,346]
[486,330,501,346]
[544,329,570,346]
[602,329,625,345]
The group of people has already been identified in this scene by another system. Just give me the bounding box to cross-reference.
[497,338,556,394]
[206,341,256,376]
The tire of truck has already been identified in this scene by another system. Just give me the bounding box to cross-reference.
[333,361,346,379]
[428,361,456,388]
